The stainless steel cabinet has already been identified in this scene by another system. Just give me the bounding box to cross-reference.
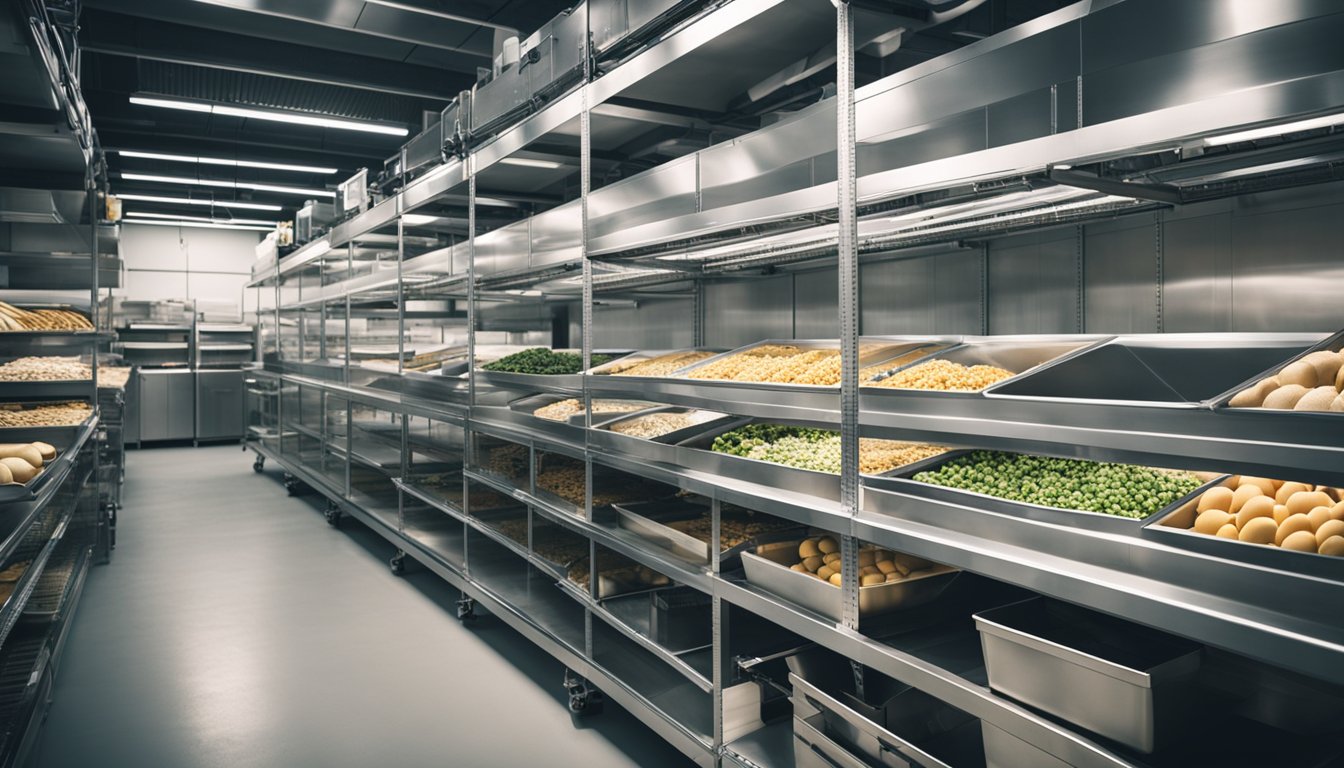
[196,370,244,441]
[137,370,195,442]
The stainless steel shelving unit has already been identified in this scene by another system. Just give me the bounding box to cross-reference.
[246,2,1344,766]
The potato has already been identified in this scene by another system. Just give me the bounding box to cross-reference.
[1320,536,1344,557]
[1194,510,1234,535]
[1216,523,1240,539]
[1263,384,1309,409]
[1197,486,1235,513]
[1315,519,1344,547]
[1235,496,1276,529]
[816,565,835,581]
[1276,514,1314,546]
[1273,504,1294,525]
[31,442,55,462]
[1281,530,1319,553]
[823,552,842,565]
[802,555,824,572]
[1238,516,1277,544]
[1276,482,1311,505]
[799,539,821,559]
[1294,385,1338,411]
[1306,506,1333,532]
[817,537,839,555]
[860,573,885,586]
[828,572,843,587]
[872,550,893,563]
[876,560,897,575]
[0,457,36,483]
[1332,393,1344,412]
[1230,484,1264,513]
[857,550,876,568]
[1229,377,1279,407]
[1337,361,1344,391]
[0,444,42,468]
[1278,361,1317,389]
[790,563,808,573]
[1238,477,1278,497]
[0,463,10,484]
[1332,501,1344,522]
[860,565,880,577]
[1287,491,1334,517]
[1301,351,1343,387]
[885,573,903,582]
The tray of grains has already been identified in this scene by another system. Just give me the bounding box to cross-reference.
[704,423,949,476]
[0,401,92,430]
[566,550,671,598]
[600,407,737,442]
[611,498,804,566]
[521,396,656,424]
[535,454,676,513]
[675,340,944,387]
[0,357,91,382]
[865,337,1101,393]
[98,366,133,389]
[587,349,723,378]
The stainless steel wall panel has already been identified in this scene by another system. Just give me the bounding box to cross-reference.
[1162,211,1232,333]
[1229,201,1344,332]
[1083,219,1158,333]
[592,298,696,349]
[857,110,985,179]
[1081,10,1344,126]
[987,230,1079,335]
[793,270,838,338]
[529,201,582,270]
[860,251,982,335]
[588,156,698,241]
[703,276,793,347]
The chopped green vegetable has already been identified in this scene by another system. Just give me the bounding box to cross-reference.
[481,348,612,375]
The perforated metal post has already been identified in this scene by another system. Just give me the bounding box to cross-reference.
[1154,213,1164,333]
[835,0,861,632]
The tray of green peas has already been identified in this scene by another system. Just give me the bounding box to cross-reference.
[866,449,1214,534]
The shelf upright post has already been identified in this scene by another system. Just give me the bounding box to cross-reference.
[580,22,598,661]
[464,169,477,579]
[398,214,408,533]
[835,0,861,633]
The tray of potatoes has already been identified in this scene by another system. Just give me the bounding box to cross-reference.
[1145,474,1344,579]
[740,535,958,621]
[0,441,59,502]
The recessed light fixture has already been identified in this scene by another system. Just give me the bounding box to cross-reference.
[129,95,409,137]
[499,157,565,169]
[120,173,335,198]
[126,219,274,232]
[126,211,278,226]
[1203,112,1344,147]
[117,150,338,175]
[113,194,283,211]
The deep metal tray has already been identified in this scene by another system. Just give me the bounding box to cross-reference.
[790,672,960,768]
[674,338,938,389]
[1210,328,1344,416]
[741,542,958,622]
[987,333,1325,408]
[867,449,1217,536]
[974,597,1202,753]
[981,721,1074,768]
[866,335,1105,395]
[676,423,842,502]
[1142,476,1344,582]
[585,347,726,377]
[595,406,738,444]
[477,349,635,392]
[610,498,804,567]
[0,421,90,504]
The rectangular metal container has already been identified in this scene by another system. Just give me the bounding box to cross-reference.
[585,347,726,378]
[595,406,737,444]
[1211,328,1344,415]
[611,498,803,567]
[1141,475,1344,583]
[0,420,88,503]
[650,587,712,650]
[868,449,1217,536]
[974,597,1202,753]
[981,722,1074,768]
[741,542,957,622]
[866,335,1104,394]
[477,349,635,393]
[987,333,1324,407]
[676,339,939,388]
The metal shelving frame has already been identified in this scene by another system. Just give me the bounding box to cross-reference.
[244,2,1344,766]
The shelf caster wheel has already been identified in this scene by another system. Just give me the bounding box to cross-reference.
[456,596,476,621]
[389,550,407,576]
[283,472,300,495]
[564,670,603,716]
[253,456,266,473]
[324,504,342,528]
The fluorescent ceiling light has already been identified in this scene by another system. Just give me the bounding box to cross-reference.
[401,214,439,226]
[129,95,409,137]
[1204,112,1344,147]
[118,150,337,175]
[499,157,564,170]
[126,211,277,226]
[121,172,334,198]
[114,193,282,211]
[126,219,273,232]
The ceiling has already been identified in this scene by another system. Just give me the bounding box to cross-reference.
[78,0,1076,228]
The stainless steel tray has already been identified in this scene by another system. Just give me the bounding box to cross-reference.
[1141,475,1344,582]
[866,335,1105,394]
[596,406,738,444]
[0,447,62,504]
[974,597,1202,753]
[610,498,804,567]
[868,449,1216,536]
[981,721,1074,768]
[987,333,1325,408]
[674,338,936,388]
[790,672,959,768]
[1210,328,1344,416]
[477,349,635,392]
[585,347,726,377]
[741,542,958,622]
[676,423,841,502]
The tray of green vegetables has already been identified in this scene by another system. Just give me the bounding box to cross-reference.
[477,348,626,392]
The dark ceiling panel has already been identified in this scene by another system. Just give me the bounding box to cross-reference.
[353,3,497,56]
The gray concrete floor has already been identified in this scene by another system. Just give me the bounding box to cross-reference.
[32,445,694,768]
